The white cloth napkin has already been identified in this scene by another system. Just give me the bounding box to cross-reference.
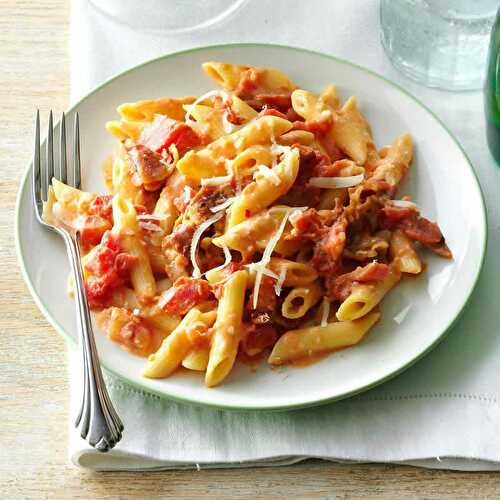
[69,0,500,471]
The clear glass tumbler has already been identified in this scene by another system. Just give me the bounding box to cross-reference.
[380,0,498,91]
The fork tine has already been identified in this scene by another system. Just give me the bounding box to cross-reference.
[45,110,54,200]
[73,113,81,189]
[60,112,67,184]
[33,110,41,203]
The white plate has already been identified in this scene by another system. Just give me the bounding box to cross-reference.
[15,44,486,411]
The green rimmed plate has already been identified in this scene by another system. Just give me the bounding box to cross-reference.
[15,44,487,411]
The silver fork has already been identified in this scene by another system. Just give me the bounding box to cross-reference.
[33,110,123,452]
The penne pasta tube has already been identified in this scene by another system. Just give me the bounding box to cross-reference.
[205,270,248,387]
[390,229,422,274]
[336,266,401,321]
[268,312,380,365]
[112,195,156,299]
[143,309,216,378]
[182,348,210,371]
[228,147,300,227]
[176,115,292,181]
[281,281,323,319]
[118,96,195,122]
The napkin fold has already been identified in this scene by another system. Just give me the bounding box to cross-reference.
[70,0,500,470]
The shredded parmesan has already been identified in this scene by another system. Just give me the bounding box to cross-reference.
[137,214,164,221]
[200,174,234,187]
[183,186,193,204]
[190,212,224,279]
[185,90,228,124]
[391,199,417,209]
[157,286,176,310]
[253,165,281,186]
[320,298,331,327]
[274,267,287,296]
[209,196,236,213]
[207,242,232,274]
[139,221,162,232]
[250,208,294,309]
[245,262,279,280]
[308,174,364,189]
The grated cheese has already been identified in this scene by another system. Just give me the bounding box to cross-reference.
[209,196,236,213]
[245,262,279,280]
[139,221,162,232]
[137,214,164,222]
[391,199,417,209]
[308,174,364,189]
[157,286,176,310]
[185,90,228,124]
[190,212,224,279]
[253,165,281,186]
[200,174,234,186]
[207,242,232,274]
[274,267,287,296]
[250,208,294,309]
[320,298,331,327]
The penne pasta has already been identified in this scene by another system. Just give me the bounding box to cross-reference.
[268,312,380,365]
[44,60,452,388]
[390,229,422,274]
[112,195,156,299]
[176,115,292,181]
[228,147,299,227]
[336,266,401,321]
[281,281,323,319]
[205,270,248,387]
[143,309,216,378]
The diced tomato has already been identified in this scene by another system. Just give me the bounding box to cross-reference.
[241,323,278,356]
[380,205,444,245]
[88,195,113,222]
[311,217,348,275]
[84,232,137,309]
[79,215,112,248]
[158,277,214,316]
[401,217,444,245]
[380,205,418,222]
[128,145,168,184]
[121,317,153,355]
[292,116,332,135]
[289,208,326,240]
[330,262,390,301]
[140,115,201,157]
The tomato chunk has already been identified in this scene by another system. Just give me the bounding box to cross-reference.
[330,262,390,301]
[140,115,201,156]
[158,277,214,315]
[84,232,137,308]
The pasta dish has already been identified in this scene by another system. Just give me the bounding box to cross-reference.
[43,62,452,387]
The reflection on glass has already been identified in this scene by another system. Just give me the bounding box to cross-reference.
[380,0,497,90]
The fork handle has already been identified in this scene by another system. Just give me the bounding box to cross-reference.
[63,231,123,452]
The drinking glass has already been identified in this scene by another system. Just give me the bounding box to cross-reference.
[380,0,498,91]
[91,0,248,34]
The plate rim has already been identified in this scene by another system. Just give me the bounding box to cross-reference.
[15,42,488,411]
